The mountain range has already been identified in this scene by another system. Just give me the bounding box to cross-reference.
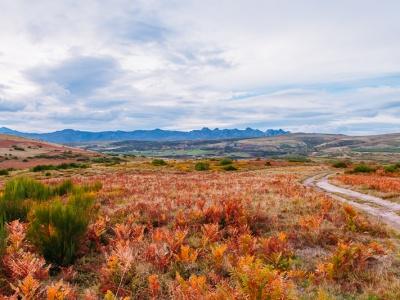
[0,127,288,144]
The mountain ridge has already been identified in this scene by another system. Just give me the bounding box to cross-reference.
[0,127,289,144]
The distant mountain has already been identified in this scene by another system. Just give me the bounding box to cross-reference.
[0,127,288,144]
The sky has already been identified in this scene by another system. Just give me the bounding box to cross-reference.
[0,0,400,135]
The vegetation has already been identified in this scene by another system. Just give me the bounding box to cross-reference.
[223,164,237,171]
[384,164,399,173]
[0,216,6,256]
[194,161,209,171]
[332,161,348,168]
[336,173,400,193]
[28,191,95,265]
[0,159,398,298]
[0,169,9,176]
[31,162,88,172]
[219,157,233,165]
[12,145,25,151]
[286,155,311,162]
[0,177,99,222]
[352,164,376,173]
[91,156,124,164]
[152,158,167,166]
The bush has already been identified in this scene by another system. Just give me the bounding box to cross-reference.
[219,158,233,165]
[0,215,6,256]
[0,169,9,176]
[332,161,348,168]
[194,162,209,171]
[223,165,237,171]
[152,159,167,166]
[31,162,88,172]
[352,164,375,173]
[287,156,311,163]
[0,177,77,222]
[91,156,124,164]
[12,145,25,151]
[28,191,95,265]
[384,165,399,173]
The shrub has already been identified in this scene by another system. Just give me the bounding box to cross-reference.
[0,169,9,176]
[91,156,124,164]
[232,256,295,299]
[332,161,348,168]
[287,156,311,163]
[0,215,6,256]
[0,177,80,222]
[31,163,88,172]
[28,191,95,265]
[194,162,209,171]
[317,241,385,281]
[352,164,375,173]
[384,164,398,173]
[219,158,233,165]
[223,165,237,171]
[152,159,167,166]
[12,145,25,151]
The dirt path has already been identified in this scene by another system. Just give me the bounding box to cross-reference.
[304,174,400,231]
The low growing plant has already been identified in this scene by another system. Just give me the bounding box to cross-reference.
[223,165,237,171]
[0,169,9,176]
[152,159,167,166]
[0,215,7,256]
[0,177,85,222]
[28,191,95,265]
[194,162,209,171]
[352,164,375,173]
[219,158,233,165]
[332,161,348,168]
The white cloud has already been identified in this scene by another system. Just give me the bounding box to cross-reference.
[0,0,400,134]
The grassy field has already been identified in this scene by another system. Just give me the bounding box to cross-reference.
[0,157,399,299]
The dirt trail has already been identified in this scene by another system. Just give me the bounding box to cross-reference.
[305,174,400,231]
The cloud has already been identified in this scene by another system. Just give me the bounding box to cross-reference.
[26,56,121,97]
[0,99,25,112]
[0,0,400,134]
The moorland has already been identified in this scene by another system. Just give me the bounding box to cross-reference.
[0,134,400,299]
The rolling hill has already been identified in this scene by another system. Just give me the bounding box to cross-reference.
[81,132,400,161]
[0,134,101,169]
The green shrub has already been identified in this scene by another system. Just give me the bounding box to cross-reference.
[287,156,311,163]
[91,156,124,164]
[152,159,167,166]
[220,158,233,165]
[0,215,7,256]
[0,169,9,176]
[223,165,237,171]
[0,177,89,222]
[28,191,95,265]
[352,164,375,173]
[384,165,398,173]
[12,145,25,151]
[195,162,209,171]
[31,162,88,172]
[332,161,348,168]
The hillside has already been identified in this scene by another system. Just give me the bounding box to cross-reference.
[81,133,400,161]
[0,134,101,169]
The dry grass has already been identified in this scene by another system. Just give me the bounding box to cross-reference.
[0,161,399,299]
[334,173,400,201]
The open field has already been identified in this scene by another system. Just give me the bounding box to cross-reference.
[0,134,101,170]
[77,133,400,161]
[1,156,400,299]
